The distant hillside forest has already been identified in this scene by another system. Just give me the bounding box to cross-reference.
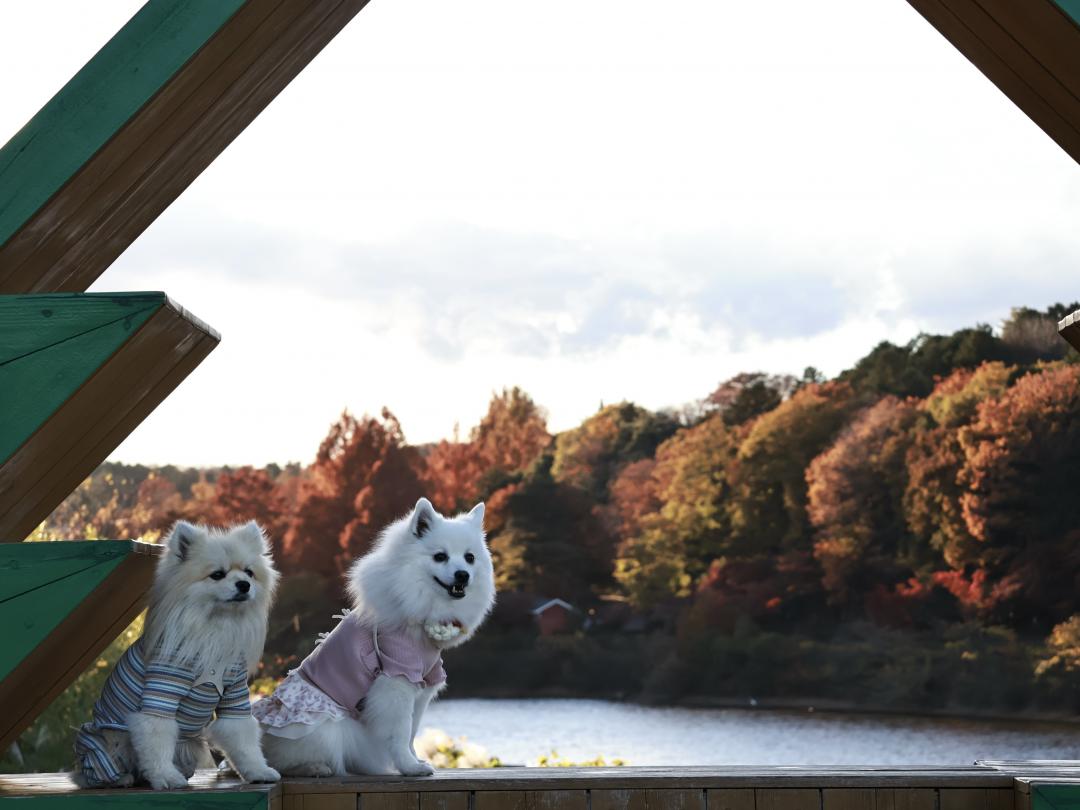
[30,302,1080,718]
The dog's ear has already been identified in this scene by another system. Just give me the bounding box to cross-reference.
[168,521,202,562]
[410,497,438,539]
[466,502,485,529]
[236,520,270,555]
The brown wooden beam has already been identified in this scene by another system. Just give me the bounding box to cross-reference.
[0,296,219,541]
[906,0,1080,165]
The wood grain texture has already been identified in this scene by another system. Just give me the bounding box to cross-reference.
[875,789,935,810]
[594,790,648,810]
[0,292,162,464]
[0,0,373,294]
[941,789,990,810]
[475,793,529,810]
[0,295,219,541]
[707,790,756,810]
[420,793,470,810]
[755,790,820,810]
[363,794,420,810]
[905,0,1080,164]
[823,790,874,810]
[305,795,360,810]
[646,789,705,810]
[0,541,161,751]
[529,791,587,810]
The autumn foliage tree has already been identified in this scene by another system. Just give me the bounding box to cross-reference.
[284,409,424,578]
[806,396,918,604]
[726,381,857,555]
[957,363,1080,626]
[425,387,550,513]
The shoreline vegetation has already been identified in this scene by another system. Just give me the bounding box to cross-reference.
[9,301,1080,773]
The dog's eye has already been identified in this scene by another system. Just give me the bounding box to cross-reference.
[209,570,226,580]
[433,552,449,563]
[465,553,475,564]
[244,568,255,578]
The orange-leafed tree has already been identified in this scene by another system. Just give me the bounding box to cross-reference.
[806,396,918,604]
[903,362,1012,570]
[424,387,550,513]
[957,363,1080,625]
[284,409,424,578]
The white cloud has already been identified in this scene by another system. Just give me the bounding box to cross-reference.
[2,0,1079,466]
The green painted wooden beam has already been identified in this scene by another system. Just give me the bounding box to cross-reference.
[0,293,219,541]
[0,293,161,465]
[1032,782,1080,810]
[1053,1,1080,27]
[0,769,272,809]
[0,793,269,810]
[0,0,373,294]
[0,541,161,752]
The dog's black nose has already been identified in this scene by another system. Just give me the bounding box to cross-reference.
[235,580,251,594]
[454,570,470,585]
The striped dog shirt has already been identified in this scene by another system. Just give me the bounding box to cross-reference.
[74,638,250,787]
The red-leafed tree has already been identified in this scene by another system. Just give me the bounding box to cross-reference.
[210,466,289,559]
[424,387,550,513]
[283,409,425,579]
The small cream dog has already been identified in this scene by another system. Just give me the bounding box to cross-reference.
[74,521,281,789]
[255,498,495,776]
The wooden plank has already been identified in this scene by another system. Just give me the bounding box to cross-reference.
[0,0,373,294]
[941,790,989,810]
[305,795,359,810]
[530,791,587,810]
[284,795,304,810]
[646,790,705,810]
[593,791,648,810]
[874,789,935,810]
[0,293,163,464]
[0,295,219,541]
[475,793,529,810]
[707,790,756,810]
[988,790,1014,810]
[0,542,161,751]
[363,794,420,810]
[1059,311,1080,353]
[823,790,874,810]
[905,0,1080,164]
[283,771,1012,795]
[420,794,470,810]
[1031,783,1080,810]
[756,790,820,810]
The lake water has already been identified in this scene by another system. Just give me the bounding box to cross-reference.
[423,698,1080,767]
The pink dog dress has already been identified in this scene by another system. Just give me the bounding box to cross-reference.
[253,611,446,739]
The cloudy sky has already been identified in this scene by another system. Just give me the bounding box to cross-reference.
[3,1,1079,467]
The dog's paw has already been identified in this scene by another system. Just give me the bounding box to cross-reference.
[242,765,281,784]
[147,766,189,790]
[398,759,435,777]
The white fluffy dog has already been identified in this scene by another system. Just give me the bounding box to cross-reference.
[255,497,495,777]
[74,521,281,789]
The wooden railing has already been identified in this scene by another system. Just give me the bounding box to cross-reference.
[4,764,1078,810]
